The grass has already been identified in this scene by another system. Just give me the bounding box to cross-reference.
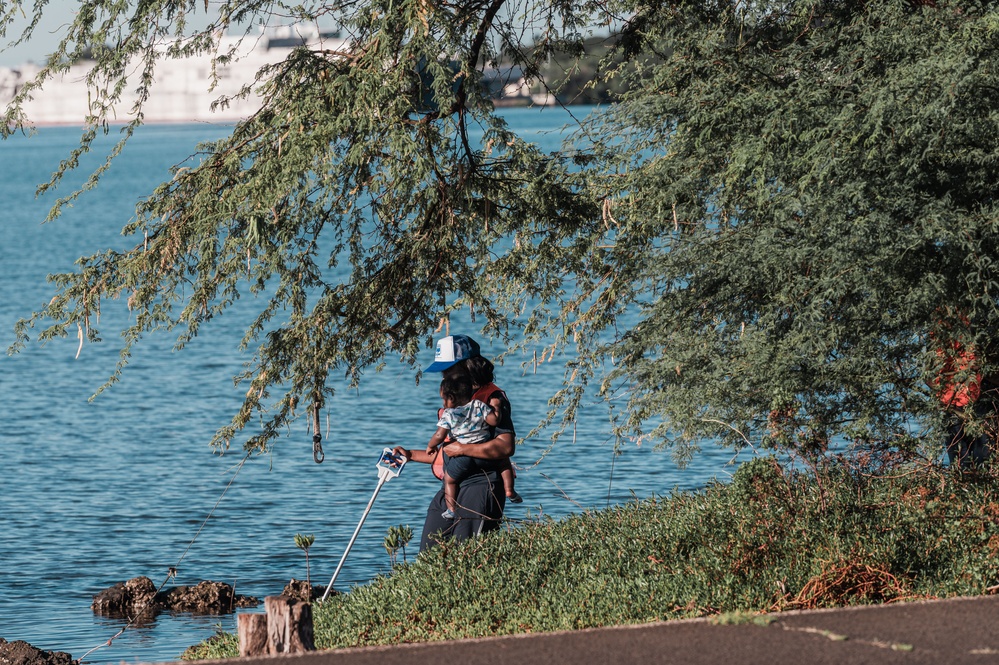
[182,455,999,659]
[184,629,238,660]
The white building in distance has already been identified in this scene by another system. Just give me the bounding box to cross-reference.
[0,25,349,126]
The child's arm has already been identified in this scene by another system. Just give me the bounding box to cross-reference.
[426,426,450,454]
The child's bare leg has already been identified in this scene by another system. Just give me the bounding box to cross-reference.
[442,473,459,518]
[501,467,522,503]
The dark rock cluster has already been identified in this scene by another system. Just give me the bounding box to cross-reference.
[281,578,329,602]
[91,576,258,618]
[0,638,75,665]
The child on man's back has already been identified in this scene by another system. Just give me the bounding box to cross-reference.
[426,374,499,519]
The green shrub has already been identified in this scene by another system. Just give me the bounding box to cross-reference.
[185,457,999,659]
[181,627,238,660]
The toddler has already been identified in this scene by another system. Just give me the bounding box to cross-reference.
[426,374,499,519]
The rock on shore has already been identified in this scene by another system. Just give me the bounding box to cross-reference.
[91,576,258,618]
[0,638,75,665]
[281,578,329,602]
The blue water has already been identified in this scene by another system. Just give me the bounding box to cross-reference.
[0,108,742,663]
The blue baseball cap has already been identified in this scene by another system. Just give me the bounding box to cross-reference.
[426,334,481,372]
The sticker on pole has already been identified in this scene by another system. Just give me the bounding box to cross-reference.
[376,447,407,481]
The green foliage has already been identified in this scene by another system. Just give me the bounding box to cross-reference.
[188,457,999,658]
[565,0,999,458]
[181,625,237,661]
[3,0,605,454]
[6,1,999,459]
[534,34,657,105]
[384,524,414,567]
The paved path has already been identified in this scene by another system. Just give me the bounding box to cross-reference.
[195,595,999,665]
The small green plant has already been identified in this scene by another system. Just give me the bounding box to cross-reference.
[711,611,775,626]
[294,533,316,587]
[384,525,414,567]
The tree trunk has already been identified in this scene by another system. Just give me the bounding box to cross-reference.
[265,595,316,654]
[238,596,315,656]
[237,613,268,657]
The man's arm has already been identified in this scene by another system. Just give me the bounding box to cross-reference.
[392,446,437,464]
[442,431,514,460]
[484,401,500,428]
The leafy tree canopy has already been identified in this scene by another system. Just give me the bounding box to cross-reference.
[5,0,999,462]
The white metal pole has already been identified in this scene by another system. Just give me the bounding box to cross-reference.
[321,475,388,602]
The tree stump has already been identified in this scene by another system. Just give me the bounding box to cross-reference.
[238,596,315,656]
[237,613,268,657]
[265,595,315,654]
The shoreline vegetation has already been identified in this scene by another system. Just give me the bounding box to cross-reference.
[184,456,999,660]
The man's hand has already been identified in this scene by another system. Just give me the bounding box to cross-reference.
[441,441,465,458]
